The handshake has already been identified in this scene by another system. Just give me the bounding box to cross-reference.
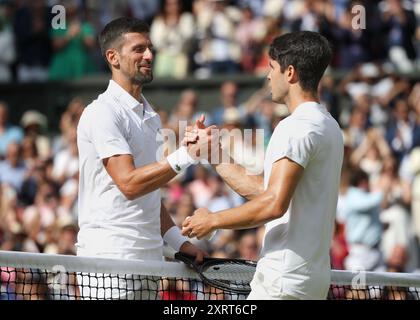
[181,114,221,164]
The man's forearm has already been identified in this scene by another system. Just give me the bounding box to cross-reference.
[212,190,283,230]
[160,202,176,236]
[114,158,177,200]
[212,149,264,200]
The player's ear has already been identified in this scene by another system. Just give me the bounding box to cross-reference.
[287,65,299,84]
[106,48,120,68]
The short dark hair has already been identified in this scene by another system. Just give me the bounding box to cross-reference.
[269,31,332,92]
[349,168,369,187]
[99,17,150,58]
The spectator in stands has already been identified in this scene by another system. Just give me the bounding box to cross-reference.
[0,0,15,82]
[236,231,259,261]
[187,165,217,209]
[150,0,194,78]
[381,0,417,72]
[329,1,371,69]
[56,222,78,255]
[0,101,24,159]
[91,0,132,32]
[320,73,340,123]
[0,142,27,194]
[49,0,96,80]
[52,97,84,155]
[290,0,335,33]
[0,181,19,244]
[160,278,197,300]
[330,220,349,270]
[220,107,243,158]
[237,0,265,17]
[343,107,369,149]
[252,12,282,76]
[374,155,418,272]
[206,176,234,213]
[13,0,52,82]
[127,0,160,25]
[211,81,246,126]
[194,0,241,75]
[20,110,51,160]
[51,127,78,186]
[341,169,386,271]
[235,6,266,73]
[386,98,415,167]
[169,89,201,127]
[171,191,194,228]
[350,128,392,185]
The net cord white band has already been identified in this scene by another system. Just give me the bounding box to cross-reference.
[1,249,420,286]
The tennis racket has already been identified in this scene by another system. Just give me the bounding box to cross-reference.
[174,252,256,295]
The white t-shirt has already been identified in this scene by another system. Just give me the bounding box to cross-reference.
[254,102,343,299]
[76,80,164,260]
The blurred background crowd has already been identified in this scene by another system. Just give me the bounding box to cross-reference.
[0,0,419,81]
[0,0,420,298]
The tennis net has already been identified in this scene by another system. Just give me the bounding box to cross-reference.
[1,250,420,300]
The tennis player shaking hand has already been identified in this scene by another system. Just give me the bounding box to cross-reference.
[76,18,213,299]
[182,31,344,300]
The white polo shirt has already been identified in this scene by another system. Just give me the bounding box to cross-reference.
[252,102,343,299]
[76,80,164,261]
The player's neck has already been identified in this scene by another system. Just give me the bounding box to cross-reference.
[286,90,319,114]
[112,75,143,102]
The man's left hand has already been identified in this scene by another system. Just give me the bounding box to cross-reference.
[179,241,208,264]
[182,208,215,241]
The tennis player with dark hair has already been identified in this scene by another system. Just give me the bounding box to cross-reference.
[182,31,344,300]
[76,17,210,299]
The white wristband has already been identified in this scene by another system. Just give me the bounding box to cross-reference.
[163,226,189,252]
[166,146,197,174]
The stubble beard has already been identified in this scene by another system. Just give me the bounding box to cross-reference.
[132,71,153,85]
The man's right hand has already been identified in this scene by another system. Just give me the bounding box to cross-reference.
[182,115,221,162]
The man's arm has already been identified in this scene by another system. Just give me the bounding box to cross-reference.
[103,124,217,200]
[103,155,177,200]
[182,157,304,238]
[160,201,176,236]
[212,149,264,200]
[184,120,264,200]
[160,201,207,262]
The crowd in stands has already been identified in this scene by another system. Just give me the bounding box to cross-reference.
[0,0,420,300]
[0,0,418,81]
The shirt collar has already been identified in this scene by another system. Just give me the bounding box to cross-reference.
[140,93,158,121]
[106,80,158,121]
[107,80,144,116]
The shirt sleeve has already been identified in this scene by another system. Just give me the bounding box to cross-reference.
[270,130,319,169]
[88,106,132,160]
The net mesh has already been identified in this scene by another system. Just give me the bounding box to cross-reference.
[1,250,420,300]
